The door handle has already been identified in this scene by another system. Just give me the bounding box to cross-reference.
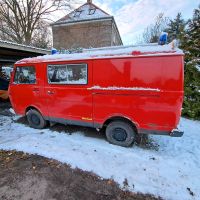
[47,90,54,95]
[33,88,39,92]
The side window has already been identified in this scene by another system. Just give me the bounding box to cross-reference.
[14,66,36,84]
[48,64,87,85]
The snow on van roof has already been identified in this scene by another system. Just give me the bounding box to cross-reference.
[16,43,184,64]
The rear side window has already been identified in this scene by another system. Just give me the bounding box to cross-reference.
[14,66,36,84]
[48,64,87,85]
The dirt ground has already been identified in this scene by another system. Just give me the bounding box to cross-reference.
[0,150,163,200]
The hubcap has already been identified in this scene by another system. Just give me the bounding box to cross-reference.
[112,128,127,142]
[31,114,40,125]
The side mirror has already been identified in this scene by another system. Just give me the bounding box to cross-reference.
[9,71,15,84]
[10,71,14,77]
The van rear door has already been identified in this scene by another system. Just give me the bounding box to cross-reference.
[45,61,93,127]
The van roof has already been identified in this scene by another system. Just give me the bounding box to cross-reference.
[16,43,184,64]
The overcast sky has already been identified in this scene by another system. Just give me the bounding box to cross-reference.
[56,0,200,45]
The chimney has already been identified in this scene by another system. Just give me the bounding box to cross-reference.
[87,0,92,3]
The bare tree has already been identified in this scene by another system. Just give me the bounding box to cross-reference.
[0,0,73,47]
[142,13,169,43]
[31,20,52,48]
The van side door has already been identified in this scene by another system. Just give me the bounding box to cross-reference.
[45,61,93,127]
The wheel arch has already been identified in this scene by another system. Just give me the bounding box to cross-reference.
[25,105,43,116]
[103,115,139,134]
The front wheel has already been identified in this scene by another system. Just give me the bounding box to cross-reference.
[26,109,47,129]
[106,121,136,147]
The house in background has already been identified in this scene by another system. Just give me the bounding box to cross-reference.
[51,0,123,49]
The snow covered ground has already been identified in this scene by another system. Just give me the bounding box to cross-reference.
[0,115,199,200]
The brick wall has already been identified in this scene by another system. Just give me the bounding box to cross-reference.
[52,19,122,49]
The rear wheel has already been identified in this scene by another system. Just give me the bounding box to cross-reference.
[26,109,47,129]
[106,121,136,147]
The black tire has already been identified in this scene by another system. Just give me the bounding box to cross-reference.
[26,109,47,129]
[106,121,136,147]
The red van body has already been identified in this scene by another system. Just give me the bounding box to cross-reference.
[9,45,184,146]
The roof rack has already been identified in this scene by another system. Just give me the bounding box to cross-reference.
[83,43,158,53]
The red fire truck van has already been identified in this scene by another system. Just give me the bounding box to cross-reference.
[9,44,184,147]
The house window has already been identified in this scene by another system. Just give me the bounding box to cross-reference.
[74,10,82,17]
[88,8,96,15]
[14,66,36,84]
[48,64,88,85]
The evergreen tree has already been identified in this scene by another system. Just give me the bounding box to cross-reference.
[165,13,185,42]
[181,5,200,119]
